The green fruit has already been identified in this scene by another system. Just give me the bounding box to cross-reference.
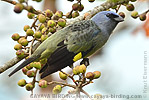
[72,11,79,18]
[26,64,33,70]
[25,83,34,91]
[33,62,41,69]
[26,70,35,78]
[48,27,56,33]
[118,12,125,18]
[26,29,34,36]
[72,3,79,11]
[73,66,80,75]
[131,11,138,19]
[26,6,35,13]
[34,31,42,38]
[35,0,42,2]
[126,4,135,11]
[78,64,86,74]
[18,79,26,87]
[18,37,25,44]
[93,71,101,79]
[139,14,146,21]
[47,20,56,27]
[86,72,94,80]
[52,85,62,94]
[55,11,63,18]
[88,0,95,2]
[41,27,47,34]
[22,67,29,75]
[18,0,25,3]
[12,33,20,41]
[78,4,84,12]
[16,50,25,58]
[38,24,45,30]
[38,14,46,23]
[41,35,48,42]
[14,44,22,50]
[58,18,66,27]
[66,12,72,19]
[38,80,48,88]
[14,3,24,13]
[20,39,28,46]
[24,25,30,32]
[59,72,67,80]
[45,9,53,18]
[27,12,35,19]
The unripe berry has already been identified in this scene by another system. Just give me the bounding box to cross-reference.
[35,0,42,2]
[55,11,63,18]
[38,14,46,23]
[93,71,101,79]
[12,33,20,41]
[41,27,47,34]
[22,67,29,75]
[58,18,66,27]
[59,72,67,80]
[38,24,45,31]
[139,13,146,21]
[18,0,25,3]
[14,44,22,50]
[49,27,56,33]
[78,4,84,12]
[27,12,35,19]
[24,25,30,32]
[18,79,26,87]
[66,12,72,19]
[130,0,137,2]
[88,0,95,2]
[25,83,34,91]
[26,29,34,36]
[39,80,48,88]
[14,3,24,13]
[72,3,79,11]
[86,72,94,80]
[118,12,125,18]
[33,62,41,69]
[26,64,33,70]
[26,70,35,78]
[52,85,62,94]
[18,37,25,44]
[20,39,28,46]
[45,9,53,18]
[34,31,42,38]
[26,6,35,13]
[47,20,56,27]
[72,11,79,18]
[16,50,25,58]
[131,11,138,19]
[126,4,135,11]
[41,35,48,42]
[78,64,86,74]
[73,66,80,75]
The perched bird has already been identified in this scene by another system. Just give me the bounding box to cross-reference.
[9,11,124,78]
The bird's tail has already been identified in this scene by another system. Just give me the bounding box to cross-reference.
[8,55,39,77]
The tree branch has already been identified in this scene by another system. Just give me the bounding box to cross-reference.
[0,0,131,74]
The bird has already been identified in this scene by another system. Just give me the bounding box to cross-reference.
[9,11,124,78]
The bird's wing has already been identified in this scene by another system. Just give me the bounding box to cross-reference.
[40,20,101,78]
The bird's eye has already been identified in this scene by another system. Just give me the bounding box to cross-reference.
[106,13,119,19]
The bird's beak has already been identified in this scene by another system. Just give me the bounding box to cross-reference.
[114,16,124,22]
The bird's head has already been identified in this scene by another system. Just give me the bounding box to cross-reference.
[91,11,124,34]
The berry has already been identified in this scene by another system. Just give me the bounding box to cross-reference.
[41,27,47,34]
[20,39,28,46]
[58,18,66,27]
[93,71,101,79]
[59,72,67,80]
[86,72,94,80]
[18,37,25,44]
[126,4,135,11]
[22,67,29,75]
[33,62,41,69]
[12,33,20,41]
[18,79,26,87]
[72,11,79,18]
[47,20,56,27]
[45,9,53,18]
[23,25,30,32]
[49,27,56,33]
[66,12,72,19]
[118,12,125,18]
[73,66,80,75]
[26,70,35,78]
[25,83,34,91]
[39,80,48,88]
[88,0,95,2]
[72,3,79,11]
[26,29,34,36]
[14,44,22,50]
[35,0,42,2]
[55,11,63,18]
[78,4,84,12]
[16,50,25,58]
[18,0,25,3]
[38,24,45,31]
[131,11,138,19]
[27,12,35,19]
[26,6,35,13]
[52,85,62,94]
[41,35,48,42]
[139,13,146,21]
[38,14,46,23]
[34,31,42,38]
[26,64,33,70]
[78,64,86,74]
[14,3,24,13]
